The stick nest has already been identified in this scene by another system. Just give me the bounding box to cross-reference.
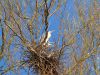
[23,44,63,75]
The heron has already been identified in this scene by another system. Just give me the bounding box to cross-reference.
[40,30,55,46]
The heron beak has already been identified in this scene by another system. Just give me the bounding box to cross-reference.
[51,30,55,33]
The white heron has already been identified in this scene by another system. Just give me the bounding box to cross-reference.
[40,30,55,46]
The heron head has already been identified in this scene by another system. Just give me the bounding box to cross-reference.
[49,30,55,33]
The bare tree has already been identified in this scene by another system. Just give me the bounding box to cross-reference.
[0,0,99,75]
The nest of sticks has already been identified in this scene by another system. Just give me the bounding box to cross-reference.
[23,43,63,75]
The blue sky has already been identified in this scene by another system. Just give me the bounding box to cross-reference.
[0,0,100,75]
